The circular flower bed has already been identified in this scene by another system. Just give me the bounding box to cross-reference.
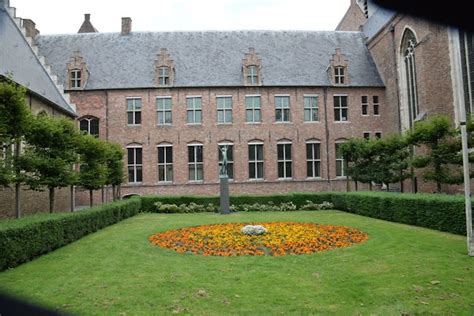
[148,222,368,256]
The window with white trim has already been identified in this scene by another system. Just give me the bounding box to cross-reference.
[218,143,234,179]
[157,97,172,125]
[275,96,290,122]
[335,142,346,177]
[187,97,202,124]
[188,144,203,181]
[248,143,264,179]
[335,66,345,84]
[246,96,261,123]
[306,141,321,178]
[247,66,258,85]
[70,69,82,89]
[127,146,143,183]
[217,97,232,124]
[304,96,319,122]
[127,98,142,125]
[277,143,292,179]
[373,96,380,115]
[158,67,170,86]
[158,145,173,182]
[334,95,348,122]
[79,117,99,137]
[361,96,368,116]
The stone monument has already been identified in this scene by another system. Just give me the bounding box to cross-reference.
[219,145,230,214]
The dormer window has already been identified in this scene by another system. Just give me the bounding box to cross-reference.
[155,48,175,87]
[330,48,349,86]
[334,67,345,84]
[158,67,170,86]
[67,51,88,89]
[242,48,262,86]
[70,70,82,89]
[247,66,258,85]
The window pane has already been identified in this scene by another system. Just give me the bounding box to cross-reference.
[158,165,165,182]
[166,147,173,163]
[312,109,319,121]
[249,162,256,179]
[276,109,282,121]
[277,144,284,160]
[284,109,290,121]
[196,164,203,180]
[189,165,195,181]
[79,119,88,132]
[256,145,263,160]
[127,148,134,164]
[257,162,264,178]
[307,162,313,177]
[225,110,232,123]
[135,112,142,125]
[165,111,172,124]
[286,162,292,178]
[136,166,143,182]
[314,161,321,177]
[158,147,164,163]
[306,144,313,160]
[187,111,194,123]
[157,112,164,125]
[227,163,234,179]
[136,148,142,164]
[188,147,195,163]
[374,104,380,115]
[128,167,135,182]
[278,162,284,178]
[255,110,261,122]
[334,109,340,121]
[135,100,142,110]
[128,112,134,125]
[304,110,310,122]
[336,161,342,177]
[246,110,253,122]
[285,144,291,159]
[195,110,202,123]
[166,165,173,181]
[314,143,320,159]
[249,145,255,161]
[196,146,203,162]
[90,119,99,136]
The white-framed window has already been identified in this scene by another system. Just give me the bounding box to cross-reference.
[70,69,82,89]
[127,98,142,125]
[335,142,346,177]
[277,142,292,179]
[127,146,143,183]
[79,116,99,137]
[188,144,203,181]
[334,95,348,122]
[363,132,370,140]
[275,95,290,122]
[361,96,369,116]
[373,96,380,115]
[306,141,321,178]
[157,97,172,125]
[247,65,258,85]
[248,142,264,180]
[158,145,173,182]
[245,95,261,123]
[304,95,319,122]
[158,67,170,86]
[217,96,232,124]
[187,96,202,124]
[335,66,345,84]
[218,143,234,179]
[375,132,382,139]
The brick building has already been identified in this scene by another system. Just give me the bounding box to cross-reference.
[0,0,76,217]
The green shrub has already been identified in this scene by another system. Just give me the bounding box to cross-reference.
[0,198,141,271]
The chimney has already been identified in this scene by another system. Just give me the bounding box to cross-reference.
[121,17,132,35]
[22,19,39,38]
[85,13,91,22]
[78,13,98,33]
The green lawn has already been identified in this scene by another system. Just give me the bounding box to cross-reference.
[0,211,473,315]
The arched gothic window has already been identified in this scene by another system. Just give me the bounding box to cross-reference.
[79,116,99,137]
[402,29,419,127]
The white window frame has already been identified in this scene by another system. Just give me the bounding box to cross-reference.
[277,141,292,179]
[127,145,143,183]
[156,96,172,125]
[216,96,233,124]
[247,65,258,85]
[188,143,204,182]
[248,141,264,180]
[70,69,81,89]
[373,95,380,116]
[126,97,142,126]
[361,95,369,116]
[218,142,234,180]
[79,116,99,137]
[334,94,349,122]
[186,96,202,125]
[335,66,345,84]
[303,95,319,122]
[157,144,173,183]
[275,95,291,123]
[245,95,261,124]
[306,141,321,179]
[335,142,346,178]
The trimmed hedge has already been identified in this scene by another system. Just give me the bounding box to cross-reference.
[141,192,467,235]
[0,198,141,271]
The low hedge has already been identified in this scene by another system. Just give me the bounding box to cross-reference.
[0,198,141,271]
[141,192,467,235]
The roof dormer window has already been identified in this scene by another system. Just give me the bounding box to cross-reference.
[70,69,82,89]
[242,48,262,86]
[334,66,345,85]
[158,67,170,86]
[155,48,175,87]
[67,51,88,89]
[330,48,349,86]
[247,66,258,85]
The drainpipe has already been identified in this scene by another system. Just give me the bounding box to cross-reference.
[323,87,331,191]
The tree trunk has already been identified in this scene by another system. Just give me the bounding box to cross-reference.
[89,189,93,207]
[118,184,122,200]
[437,181,442,193]
[369,182,373,191]
[101,186,105,204]
[354,181,358,191]
[49,187,55,213]
[386,183,390,192]
[346,176,350,192]
[14,140,21,219]
[112,185,116,201]
[70,185,75,212]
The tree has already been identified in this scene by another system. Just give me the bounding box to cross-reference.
[104,142,124,201]
[20,116,79,213]
[407,115,464,192]
[340,138,376,189]
[76,134,108,207]
[0,79,32,218]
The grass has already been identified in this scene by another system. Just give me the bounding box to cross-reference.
[0,210,473,315]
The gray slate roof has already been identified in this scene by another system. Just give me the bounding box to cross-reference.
[36,30,384,89]
[362,6,396,40]
[0,6,76,116]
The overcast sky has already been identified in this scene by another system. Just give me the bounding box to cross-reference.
[10,0,350,34]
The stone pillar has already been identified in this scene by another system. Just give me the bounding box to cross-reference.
[219,176,230,214]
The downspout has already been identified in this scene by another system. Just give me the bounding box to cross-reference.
[390,24,402,133]
[323,87,331,191]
